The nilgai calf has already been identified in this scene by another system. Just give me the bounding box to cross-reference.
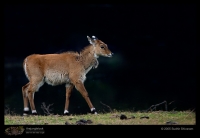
[22,36,113,115]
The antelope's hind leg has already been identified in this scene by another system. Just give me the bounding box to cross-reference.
[22,82,30,115]
[23,79,44,115]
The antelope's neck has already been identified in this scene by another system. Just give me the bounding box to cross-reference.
[80,45,97,70]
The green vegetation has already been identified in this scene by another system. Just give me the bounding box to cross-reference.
[4,110,195,125]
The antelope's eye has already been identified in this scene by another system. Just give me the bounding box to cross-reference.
[100,46,105,49]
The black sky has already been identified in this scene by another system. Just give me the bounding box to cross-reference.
[4,4,196,57]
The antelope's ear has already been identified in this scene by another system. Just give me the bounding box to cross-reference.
[87,36,96,46]
[92,36,98,40]
[87,36,94,45]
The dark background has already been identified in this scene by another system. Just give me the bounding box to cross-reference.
[4,4,196,115]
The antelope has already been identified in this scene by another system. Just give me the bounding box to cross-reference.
[22,36,113,115]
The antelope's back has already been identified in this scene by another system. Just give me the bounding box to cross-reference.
[23,53,82,85]
[24,53,79,70]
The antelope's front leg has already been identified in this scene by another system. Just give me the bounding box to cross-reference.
[64,84,74,115]
[73,80,97,114]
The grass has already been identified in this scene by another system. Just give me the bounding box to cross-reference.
[4,110,195,125]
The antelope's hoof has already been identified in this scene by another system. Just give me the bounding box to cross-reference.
[23,111,29,116]
[91,109,97,114]
[32,112,38,115]
[64,112,70,116]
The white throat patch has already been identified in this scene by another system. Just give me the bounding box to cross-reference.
[94,53,99,58]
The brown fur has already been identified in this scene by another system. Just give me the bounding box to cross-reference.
[22,36,113,115]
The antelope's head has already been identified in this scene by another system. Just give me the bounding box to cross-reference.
[87,36,113,58]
